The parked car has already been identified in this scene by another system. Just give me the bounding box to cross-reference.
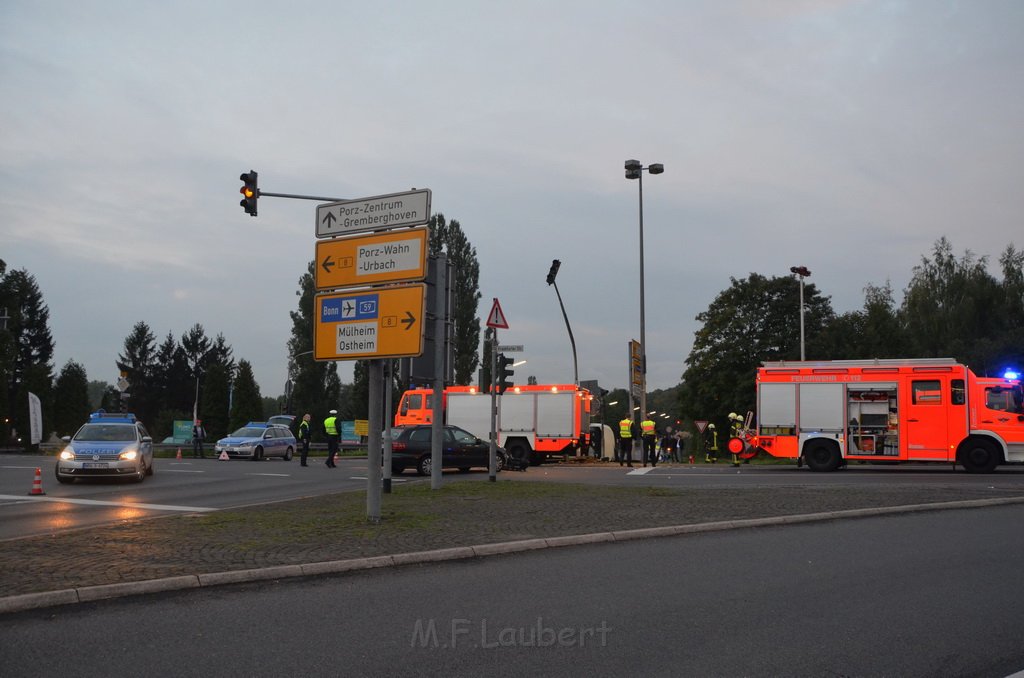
[214,422,296,461]
[267,414,296,431]
[55,411,154,483]
[390,424,507,476]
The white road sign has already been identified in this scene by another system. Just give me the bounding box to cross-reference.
[316,189,432,238]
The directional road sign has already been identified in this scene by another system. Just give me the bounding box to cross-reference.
[316,189,431,238]
[315,227,428,291]
[314,284,426,361]
[497,345,524,352]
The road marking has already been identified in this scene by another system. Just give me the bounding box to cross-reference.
[627,467,655,476]
[0,465,44,469]
[350,476,409,482]
[0,494,217,512]
[245,473,291,477]
[163,469,205,473]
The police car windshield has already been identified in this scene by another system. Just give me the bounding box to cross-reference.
[231,427,267,437]
[74,424,137,442]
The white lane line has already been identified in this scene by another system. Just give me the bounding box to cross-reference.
[244,473,291,477]
[0,494,217,512]
[1,465,45,469]
[163,469,205,473]
[350,476,409,482]
[626,467,655,476]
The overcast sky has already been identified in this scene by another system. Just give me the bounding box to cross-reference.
[2,0,1022,400]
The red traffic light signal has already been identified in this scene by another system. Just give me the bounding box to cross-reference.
[239,170,258,216]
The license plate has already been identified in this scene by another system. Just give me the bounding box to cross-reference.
[83,462,108,468]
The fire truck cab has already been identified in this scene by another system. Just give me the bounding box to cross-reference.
[751,359,1024,473]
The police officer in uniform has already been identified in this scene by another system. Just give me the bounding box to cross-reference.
[617,416,635,468]
[641,417,657,467]
[324,410,339,468]
[298,413,312,466]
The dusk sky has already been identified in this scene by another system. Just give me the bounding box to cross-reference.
[3,0,1022,399]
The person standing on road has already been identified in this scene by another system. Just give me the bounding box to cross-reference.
[703,423,718,463]
[192,420,206,459]
[641,417,657,467]
[324,410,339,468]
[298,413,312,466]
[617,416,635,468]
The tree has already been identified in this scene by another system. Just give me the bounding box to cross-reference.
[229,359,263,430]
[151,331,192,417]
[681,273,833,426]
[429,214,482,385]
[340,360,369,420]
[287,261,339,437]
[0,267,55,447]
[902,237,1003,373]
[116,321,158,426]
[52,360,91,437]
[199,362,230,438]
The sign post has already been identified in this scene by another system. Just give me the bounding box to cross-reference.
[486,299,510,482]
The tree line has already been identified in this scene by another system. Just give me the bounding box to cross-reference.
[678,237,1024,433]
[0,214,484,447]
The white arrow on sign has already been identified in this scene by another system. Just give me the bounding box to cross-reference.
[316,189,431,238]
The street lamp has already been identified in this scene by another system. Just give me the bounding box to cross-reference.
[624,159,664,430]
[546,259,579,385]
[790,266,811,361]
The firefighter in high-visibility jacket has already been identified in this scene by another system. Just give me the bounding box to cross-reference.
[729,412,743,467]
[617,416,635,467]
[703,423,718,463]
[641,417,657,467]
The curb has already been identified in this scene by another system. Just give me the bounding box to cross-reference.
[2,495,1022,615]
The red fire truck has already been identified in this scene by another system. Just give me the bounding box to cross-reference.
[734,359,1024,473]
[393,384,592,465]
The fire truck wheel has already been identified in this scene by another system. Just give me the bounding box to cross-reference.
[804,441,841,472]
[959,439,1001,474]
[506,441,530,463]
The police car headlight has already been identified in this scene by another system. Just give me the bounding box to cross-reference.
[59,449,75,461]
[119,449,139,461]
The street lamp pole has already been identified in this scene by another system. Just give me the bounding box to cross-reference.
[546,259,578,385]
[625,159,664,427]
[790,266,811,361]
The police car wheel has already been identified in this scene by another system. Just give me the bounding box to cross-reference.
[252,447,264,461]
[283,447,293,461]
[133,464,145,482]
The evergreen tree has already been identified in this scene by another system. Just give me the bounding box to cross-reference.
[199,362,231,438]
[287,261,339,437]
[0,267,55,447]
[428,214,482,385]
[116,321,158,426]
[153,331,191,415]
[53,360,91,437]
[230,359,263,430]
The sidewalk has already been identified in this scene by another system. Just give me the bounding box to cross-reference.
[2,478,1023,612]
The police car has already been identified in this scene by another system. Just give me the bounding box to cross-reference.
[56,412,155,483]
[214,422,296,461]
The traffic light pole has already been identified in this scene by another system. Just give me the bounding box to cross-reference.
[257,191,347,202]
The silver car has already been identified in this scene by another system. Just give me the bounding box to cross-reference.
[214,423,296,461]
[56,412,154,483]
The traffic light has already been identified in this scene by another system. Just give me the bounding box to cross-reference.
[239,170,258,216]
[497,353,514,394]
[546,259,561,286]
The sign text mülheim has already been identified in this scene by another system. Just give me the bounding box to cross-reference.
[316,189,431,238]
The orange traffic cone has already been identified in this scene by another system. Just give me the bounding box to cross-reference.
[176,448,182,460]
[28,467,45,496]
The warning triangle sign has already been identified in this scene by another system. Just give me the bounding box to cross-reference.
[486,298,509,329]
[694,420,709,433]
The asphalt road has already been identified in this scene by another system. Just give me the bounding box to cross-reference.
[3,454,1024,541]
[2,504,1021,677]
